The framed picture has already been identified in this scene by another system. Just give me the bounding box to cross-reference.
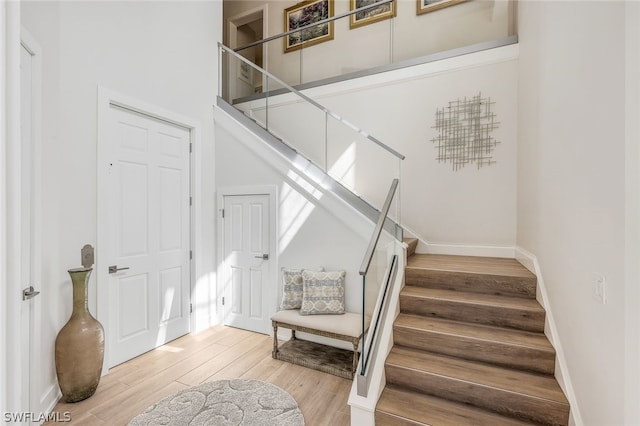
[284,0,334,53]
[417,0,467,15]
[350,0,396,29]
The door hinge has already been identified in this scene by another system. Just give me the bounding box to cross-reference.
[190,303,193,313]
[190,250,193,260]
[190,196,192,206]
[221,209,225,219]
[222,296,225,306]
[189,143,192,153]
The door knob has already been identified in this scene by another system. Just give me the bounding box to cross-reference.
[108,265,130,274]
[254,254,269,260]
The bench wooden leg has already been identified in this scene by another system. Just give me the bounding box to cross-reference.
[352,339,359,375]
[272,322,279,358]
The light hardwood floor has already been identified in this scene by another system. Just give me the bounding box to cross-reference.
[46,326,352,425]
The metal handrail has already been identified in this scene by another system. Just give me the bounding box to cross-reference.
[219,42,405,160]
[234,0,394,53]
[359,178,398,276]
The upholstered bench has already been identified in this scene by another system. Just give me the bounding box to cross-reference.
[271,310,370,379]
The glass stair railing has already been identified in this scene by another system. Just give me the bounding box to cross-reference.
[218,42,405,232]
[217,41,404,399]
[358,178,401,397]
[218,4,407,401]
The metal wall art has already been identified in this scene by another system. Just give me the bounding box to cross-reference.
[431,93,500,171]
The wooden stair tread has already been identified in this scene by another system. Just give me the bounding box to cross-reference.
[377,384,536,426]
[401,286,544,312]
[387,346,568,405]
[395,313,554,352]
[407,254,535,279]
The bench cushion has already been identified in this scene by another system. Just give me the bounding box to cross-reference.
[271,310,369,338]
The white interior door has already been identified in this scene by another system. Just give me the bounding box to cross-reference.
[19,37,35,419]
[104,105,191,367]
[223,194,271,334]
[20,32,55,422]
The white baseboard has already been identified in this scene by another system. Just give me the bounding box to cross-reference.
[421,242,515,258]
[515,246,583,426]
[402,224,516,258]
[43,384,62,419]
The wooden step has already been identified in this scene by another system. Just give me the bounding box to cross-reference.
[385,346,570,425]
[406,254,537,299]
[376,384,536,426]
[403,238,418,257]
[400,286,546,332]
[393,313,556,374]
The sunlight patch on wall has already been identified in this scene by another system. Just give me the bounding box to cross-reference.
[279,181,317,253]
[328,142,357,189]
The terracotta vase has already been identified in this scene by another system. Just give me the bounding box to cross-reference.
[55,267,104,403]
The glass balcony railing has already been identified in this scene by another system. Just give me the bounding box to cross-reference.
[224,0,517,97]
[219,42,405,215]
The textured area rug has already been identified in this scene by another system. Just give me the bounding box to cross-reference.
[128,379,305,426]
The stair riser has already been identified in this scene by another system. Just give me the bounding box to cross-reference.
[393,326,555,374]
[400,295,545,332]
[405,269,537,299]
[375,412,423,426]
[405,239,418,258]
[385,364,570,425]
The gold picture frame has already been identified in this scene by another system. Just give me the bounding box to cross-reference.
[350,0,397,29]
[417,0,467,15]
[284,0,334,53]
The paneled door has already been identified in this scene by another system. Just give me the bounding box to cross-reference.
[104,105,191,367]
[222,194,270,334]
[19,33,46,423]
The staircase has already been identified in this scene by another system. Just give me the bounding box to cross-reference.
[376,240,570,425]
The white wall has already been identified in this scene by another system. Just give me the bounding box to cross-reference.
[517,2,636,424]
[237,45,519,252]
[20,0,221,399]
[224,0,513,86]
[624,3,640,424]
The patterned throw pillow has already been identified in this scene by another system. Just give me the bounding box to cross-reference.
[280,268,304,310]
[300,270,346,315]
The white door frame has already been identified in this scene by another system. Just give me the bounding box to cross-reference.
[97,87,200,373]
[226,5,268,99]
[216,185,278,332]
[3,0,23,417]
